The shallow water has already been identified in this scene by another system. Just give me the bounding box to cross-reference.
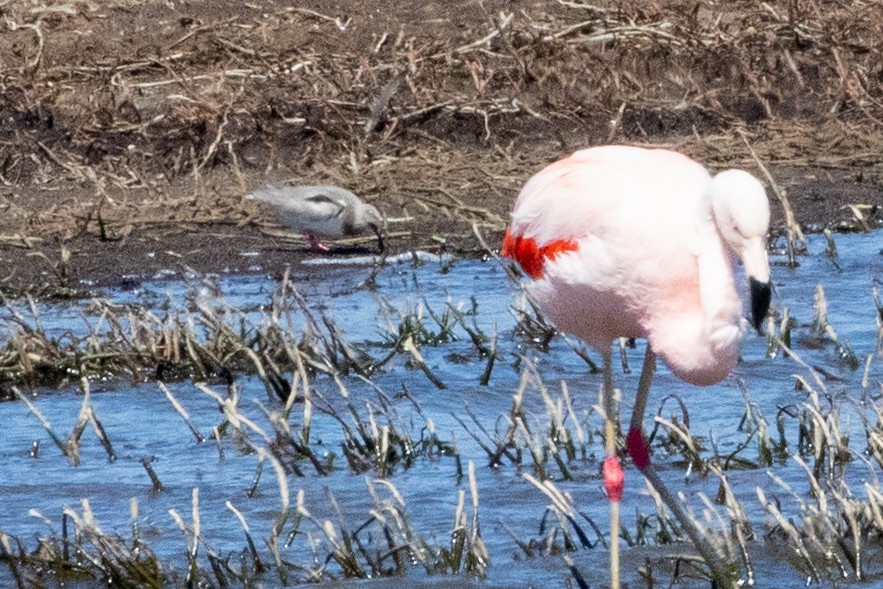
[2,232,883,587]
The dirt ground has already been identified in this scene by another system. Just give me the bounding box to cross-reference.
[0,0,881,293]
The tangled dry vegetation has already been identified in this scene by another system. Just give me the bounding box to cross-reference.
[1,269,883,587]
[0,0,881,284]
[1,3,883,586]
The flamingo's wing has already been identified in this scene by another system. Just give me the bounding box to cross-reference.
[509,146,710,244]
[506,147,701,286]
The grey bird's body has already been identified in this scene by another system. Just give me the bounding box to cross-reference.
[247,184,384,251]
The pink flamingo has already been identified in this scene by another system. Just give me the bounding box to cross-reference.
[502,145,771,588]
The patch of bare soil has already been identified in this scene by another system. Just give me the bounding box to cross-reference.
[0,0,881,292]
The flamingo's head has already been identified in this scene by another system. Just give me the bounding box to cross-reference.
[710,169,772,332]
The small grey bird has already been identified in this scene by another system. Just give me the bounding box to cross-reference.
[247,184,385,252]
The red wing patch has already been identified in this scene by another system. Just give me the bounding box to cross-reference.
[501,228,578,278]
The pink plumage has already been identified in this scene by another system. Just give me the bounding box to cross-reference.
[504,145,767,385]
[502,144,771,588]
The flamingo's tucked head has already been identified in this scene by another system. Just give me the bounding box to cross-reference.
[709,169,772,332]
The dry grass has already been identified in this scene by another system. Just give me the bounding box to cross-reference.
[1,3,882,584]
[0,0,880,267]
[0,265,881,586]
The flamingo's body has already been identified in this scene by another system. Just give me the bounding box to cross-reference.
[505,146,769,383]
[502,145,771,588]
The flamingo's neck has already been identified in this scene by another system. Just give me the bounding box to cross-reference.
[646,213,746,386]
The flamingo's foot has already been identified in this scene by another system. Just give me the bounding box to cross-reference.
[603,455,624,502]
[626,427,650,471]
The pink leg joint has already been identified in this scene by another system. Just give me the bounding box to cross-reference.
[626,428,651,471]
[603,455,624,501]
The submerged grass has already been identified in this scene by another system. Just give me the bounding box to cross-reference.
[0,269,501,395]
[2,256,883,587]
[6,500,165,589]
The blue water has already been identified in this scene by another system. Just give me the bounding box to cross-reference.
[1,233,882,587]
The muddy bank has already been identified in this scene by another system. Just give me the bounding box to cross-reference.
[0,0,881,292]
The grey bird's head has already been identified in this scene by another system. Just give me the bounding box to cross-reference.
[356,203,386,253]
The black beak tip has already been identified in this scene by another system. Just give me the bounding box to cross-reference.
[750,278,772,334]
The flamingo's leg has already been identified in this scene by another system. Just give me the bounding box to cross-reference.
[625,345,735,587]
[625,346,656,467]
[601,350,621,589]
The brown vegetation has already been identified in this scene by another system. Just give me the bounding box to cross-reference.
[0,0,881,290]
